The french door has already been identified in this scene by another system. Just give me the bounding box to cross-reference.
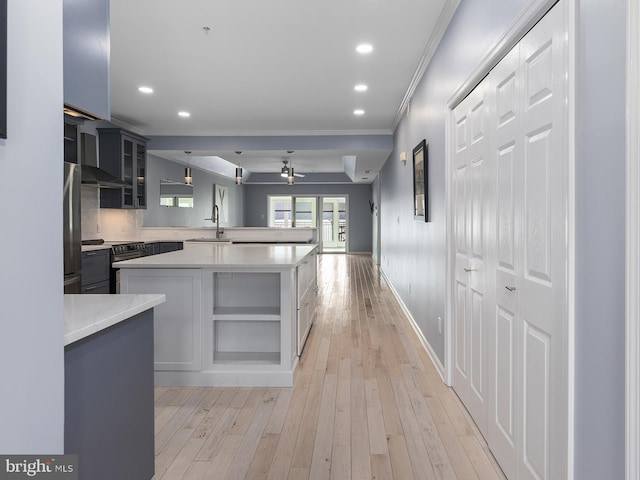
[267,195,348,253]
[320,196,347,253]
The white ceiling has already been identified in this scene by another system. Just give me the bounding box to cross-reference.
[109,0,453,183]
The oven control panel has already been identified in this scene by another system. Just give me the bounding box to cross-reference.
[111,243,146,255]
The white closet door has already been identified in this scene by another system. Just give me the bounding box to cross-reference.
[490,42,522,480]
[490,4,567,479]
[516,4,567,479]
[452,82,490,435]
[452,3,568,479]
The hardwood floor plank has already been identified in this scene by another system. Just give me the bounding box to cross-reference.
[201,434,243,479]
[152,255,504,480]
[224,389,278,480]
[245,433,280,480]
[400,365,457,480]
[350,362,372,480]
[291,370,325,469]
[308,374,337,480]
[330,357,351,480]
[266,383,310,479]
[391,377,437,480]
[180,460,211,480]
[155,388,210,455]
[365,377,389,456]
[264,388,293,434]
[387,434,416,480]
[459,435,507,480]
[227,387,265,436]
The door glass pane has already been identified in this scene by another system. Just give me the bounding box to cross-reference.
[269,196,292,227]
[322,197,347,252]
[294,197,316,228]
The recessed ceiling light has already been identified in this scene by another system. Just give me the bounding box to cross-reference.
[356,44,373,54]
[138,86,153,94]
[354,109,365,116]
[354,84,368,92]
[178,111,191,118]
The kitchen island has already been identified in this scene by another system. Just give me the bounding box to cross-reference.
[64,294,165,480]
[117,243,318,387]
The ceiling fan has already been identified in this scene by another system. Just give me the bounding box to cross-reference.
[280,160,305,178]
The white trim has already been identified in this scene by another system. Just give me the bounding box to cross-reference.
[566,0,578,478]
[381,270,446,381]
[626,0,640,478]
[393,0,462,129]
[447,0,559,109]
[444,105,454,387]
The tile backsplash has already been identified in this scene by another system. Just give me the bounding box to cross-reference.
[81,187,143,241]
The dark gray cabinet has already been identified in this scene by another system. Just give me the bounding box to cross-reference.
[98,128,148,209]
[63,0,110,119]
[144,242,159,256]
[81,248,110,294]
[65,310,155,480]
[158,242,183,254]
[64,116,81,164]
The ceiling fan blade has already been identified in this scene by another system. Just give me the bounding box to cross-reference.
[294,172,305,177]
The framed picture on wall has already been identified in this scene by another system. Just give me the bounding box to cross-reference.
[413,139,428,221]
[214,184,229,224]
[0,0,7,139]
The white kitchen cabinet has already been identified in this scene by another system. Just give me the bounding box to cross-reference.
[296,250,317,355]
[120,269,202,372]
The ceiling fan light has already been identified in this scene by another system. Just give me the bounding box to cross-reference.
[287,168,295,185]
[184,167,193,185]
[235,167,243,185]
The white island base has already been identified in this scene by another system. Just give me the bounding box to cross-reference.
[118,244,318,387]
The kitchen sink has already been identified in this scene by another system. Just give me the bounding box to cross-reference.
[185,238,232,243]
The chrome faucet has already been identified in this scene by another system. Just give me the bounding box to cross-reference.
[205,204,224,238]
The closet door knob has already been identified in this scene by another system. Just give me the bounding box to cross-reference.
[464,268,476,273]
[505,286,517,292]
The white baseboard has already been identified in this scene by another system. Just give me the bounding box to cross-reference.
[380,269,446,382]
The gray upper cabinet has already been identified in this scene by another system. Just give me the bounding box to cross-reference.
[98,128,148,209]
[63,0,110,119]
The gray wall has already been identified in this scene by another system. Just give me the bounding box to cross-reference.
[574,0,626,478]
[0,0,65,453]
[143,154,244,227]
[243,183,373,253]
[379,0,529,365]
[378,0,626,477]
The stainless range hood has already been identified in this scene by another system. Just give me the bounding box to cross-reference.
[80,132,128,188]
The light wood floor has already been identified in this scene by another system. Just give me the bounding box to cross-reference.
[152,254,506,480]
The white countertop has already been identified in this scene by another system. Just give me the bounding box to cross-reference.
[116,243,318,269]
[64,294,165,346]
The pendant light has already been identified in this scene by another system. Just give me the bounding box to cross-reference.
[184,151,193,185]
[235,151,243,185]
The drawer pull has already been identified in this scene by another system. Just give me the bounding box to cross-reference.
[464,268,476,273]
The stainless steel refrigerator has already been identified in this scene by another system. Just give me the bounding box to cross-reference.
[64,161,82,293]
